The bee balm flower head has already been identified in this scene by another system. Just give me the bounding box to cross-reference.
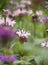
[16,30,31,42]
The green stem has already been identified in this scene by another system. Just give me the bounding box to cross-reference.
[17,41,24,56]
[33,22,36,37]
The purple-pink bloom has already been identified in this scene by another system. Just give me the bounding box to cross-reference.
[0,55,8,62]
[0,25,16,46]
[0,55,17,64]
[3,9,11,16]
[42,16,48,22]
[9,56,17,62]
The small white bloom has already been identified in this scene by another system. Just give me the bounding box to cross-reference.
[3,9,11,16]
[46,43,48,47]
[36,10,43,16]
[41,41,48,47]
[21,0,31,5]
[41,42,46,47]
[16,30,21,36]
[24,32,31,38]
[46,42,48,47]
[26,1,31,5]
[16,30,31,38]
[0,17,4,24]
[6,17,16,27]
[20,4,26,8]
[17,3,26,8]
[27,10,33,15]
[21,0,27,4]
[20,9,27,15]
[12,9,21,17]
[46,29,48,32]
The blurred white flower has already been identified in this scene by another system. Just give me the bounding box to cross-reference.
[16,30,21,37]
[20,9,27,15]
[16,3,26,8]
[12,9,21,17]
[0,17,4,24]
[41,42,46,47]
[21,0,31,5]
[12,9,27,17]
[27,10,33,15]
[36,10,43,16]
[41,41,48,47]
[0,16,16,27]
[6,17,16,27]
[20,4,26,8]
[16,30,31,38]
[25,1,31,5]
[46,42,48,47]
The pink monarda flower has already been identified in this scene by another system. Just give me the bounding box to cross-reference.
[12,9,21,17]
[16,30,31,42]
[20,9,27,15]
[27,10,33,15]
[12,9,27,17]
[6,17,16,27]
[3,9,11,16]
[16,3,26,9]
[19,4,26,8]
[41,41,48,47]
[21,0,31,5]
[0,17,16,27]
[41,42,46,47]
